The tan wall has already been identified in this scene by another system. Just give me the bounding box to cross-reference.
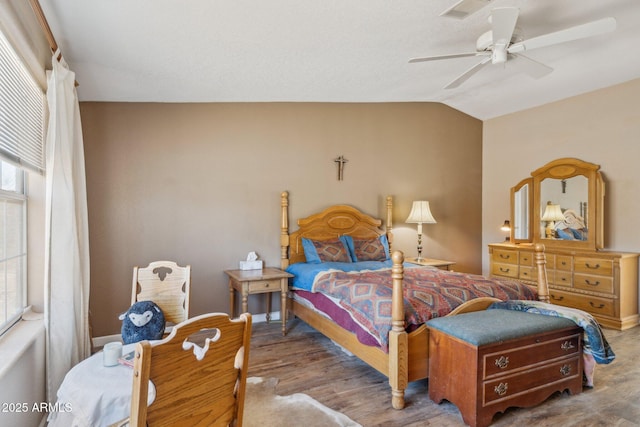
[482,78,640,274]
[81,102,482,336]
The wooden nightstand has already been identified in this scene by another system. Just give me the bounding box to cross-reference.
[224,267,293,335]
[406,257,456,270]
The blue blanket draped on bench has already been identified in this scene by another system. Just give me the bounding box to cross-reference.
[488,300,615,365]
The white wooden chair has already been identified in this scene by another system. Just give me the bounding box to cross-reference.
[131,261,191,326]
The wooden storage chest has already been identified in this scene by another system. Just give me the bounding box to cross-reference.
[427,310,582,427]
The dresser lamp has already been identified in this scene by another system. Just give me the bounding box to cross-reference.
[501,219,511,241]
[541,202,564,238]
[406,201,437,261]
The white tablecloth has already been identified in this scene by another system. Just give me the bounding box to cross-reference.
[48,343,155,427]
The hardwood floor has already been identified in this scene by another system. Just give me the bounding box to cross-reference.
[247,319,640,427]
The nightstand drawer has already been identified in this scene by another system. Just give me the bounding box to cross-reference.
[248,279,281,293]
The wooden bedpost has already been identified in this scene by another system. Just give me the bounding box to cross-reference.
[389,250,407,409]
[386,196,394,250]
[281,191,290,270]
[534,244,550,303]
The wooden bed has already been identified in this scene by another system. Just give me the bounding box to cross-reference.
[279,191,551,409]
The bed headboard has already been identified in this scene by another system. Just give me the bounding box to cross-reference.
[280,191,394,268]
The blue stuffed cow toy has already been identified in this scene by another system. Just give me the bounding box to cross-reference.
[119,300,166,344]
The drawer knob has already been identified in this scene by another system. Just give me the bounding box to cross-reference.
[494,383,508,396]
[494,356,509,369]
[560,364,572,376]
[265,283,270,287]
[584,279,600,286]
[561,341,575,351]
[585,263,601,270]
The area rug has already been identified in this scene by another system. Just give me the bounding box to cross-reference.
[243,377,361,427]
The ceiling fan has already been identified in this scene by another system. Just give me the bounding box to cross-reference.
[410,7,617,89]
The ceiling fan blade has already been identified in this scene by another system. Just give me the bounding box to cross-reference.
[409,52,488,63]
[440,0,493,20]
[508,54,553,79]
[491,7,520,49]
[508,17,616,54]
[445,56,492,89]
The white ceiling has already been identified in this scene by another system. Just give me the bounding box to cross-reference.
[40,0,640,120]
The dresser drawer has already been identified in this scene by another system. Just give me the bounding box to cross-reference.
[518,252,534,266]
[574,257,613,276]
[483,333,580,378]
[491,263,518,278]
[551,270,572,287]
[549,289,614,316]
[492,249,518,265]
[556,255,572,271]
[574,273,613,294]
[248,279,281,293]
[483,356,580,405]
[518,266,537,282]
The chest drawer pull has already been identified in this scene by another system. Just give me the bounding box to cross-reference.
[584,279,600,286]
[561,341,575,351]
[494,383,508,396]
[499,254,511,260]
[585,263,600,270]
[551,295,564,302]
[590,302,605,309]
[494,356,509,369]
[560,364,572,376]
[499,267,511,273]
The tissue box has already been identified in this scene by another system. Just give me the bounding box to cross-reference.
[239,260,263,270]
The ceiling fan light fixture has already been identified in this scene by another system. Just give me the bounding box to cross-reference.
[440,0,492,20]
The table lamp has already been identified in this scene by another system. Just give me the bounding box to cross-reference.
[541,202,564,238]
[406,201,437,261]
[501,219,511,241]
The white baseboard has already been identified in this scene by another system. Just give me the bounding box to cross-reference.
[92,311,279,349]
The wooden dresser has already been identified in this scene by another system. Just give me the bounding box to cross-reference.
[489,242,639,330]
[427,310,582,427]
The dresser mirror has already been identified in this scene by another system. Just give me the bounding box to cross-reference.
[510,178,532,243]
[510,158,604,251]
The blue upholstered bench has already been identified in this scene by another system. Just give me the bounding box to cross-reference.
[427,309,583,427]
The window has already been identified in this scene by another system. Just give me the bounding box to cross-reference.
[0,160,26,335]
[0,29,45,335]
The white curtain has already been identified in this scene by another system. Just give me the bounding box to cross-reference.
[44,51,91,400]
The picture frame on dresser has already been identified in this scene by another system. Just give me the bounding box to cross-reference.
[490,158,639,330]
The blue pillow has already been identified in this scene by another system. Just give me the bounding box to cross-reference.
[301,237,352,263]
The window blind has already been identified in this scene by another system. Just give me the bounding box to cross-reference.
[0,30,45,173]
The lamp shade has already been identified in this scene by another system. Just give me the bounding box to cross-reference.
[406,201,437,224]
[500,220,511,231]
[541,203,564,222]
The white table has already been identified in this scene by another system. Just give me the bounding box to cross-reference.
[48,343,155,427]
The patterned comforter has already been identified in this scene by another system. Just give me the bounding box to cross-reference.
[311,266,537,351]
